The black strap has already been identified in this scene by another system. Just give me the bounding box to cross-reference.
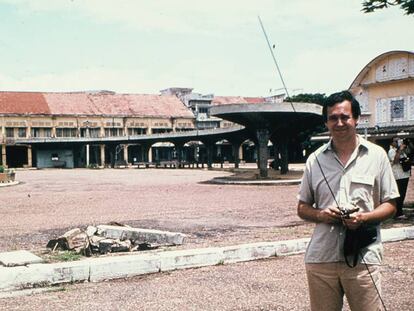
[314,154,341,209]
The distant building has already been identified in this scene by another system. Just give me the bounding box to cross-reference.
[349,50,414,144]
[162,88,220,130]
[0,86,330,169]
[0,91,195,168]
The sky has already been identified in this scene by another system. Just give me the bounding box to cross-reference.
[0,0,413,97]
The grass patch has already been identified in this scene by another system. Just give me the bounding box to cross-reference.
[48,251,82,262]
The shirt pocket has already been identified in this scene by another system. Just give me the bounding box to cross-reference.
[349,174,375,211]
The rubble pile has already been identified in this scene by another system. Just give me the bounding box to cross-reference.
[47,224,187,256]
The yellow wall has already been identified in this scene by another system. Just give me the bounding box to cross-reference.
[351,51,414,127]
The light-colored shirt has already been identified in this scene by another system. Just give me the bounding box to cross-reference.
[298,135,399,264]
[388,146,411,180]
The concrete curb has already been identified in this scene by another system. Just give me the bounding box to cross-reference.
[207,178,302,186]
[0,181,19,187]
[0,226,413,294]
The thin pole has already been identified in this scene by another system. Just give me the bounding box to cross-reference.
[257,16,295,112]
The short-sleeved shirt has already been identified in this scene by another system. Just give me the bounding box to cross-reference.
[298,135,399,264]
[388,146,411,180]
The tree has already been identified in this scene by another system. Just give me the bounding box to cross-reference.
[285,93,327,106]
[362,0,414,15]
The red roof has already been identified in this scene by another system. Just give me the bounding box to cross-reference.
[212,96,266,105]
[0,92,50,114]
[0,91,194,118]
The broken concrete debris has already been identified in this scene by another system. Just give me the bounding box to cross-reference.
[46,228,89,254]
[47,224,187,256]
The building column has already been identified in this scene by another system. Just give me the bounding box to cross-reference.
[141,145,152,163]
[27,121,31,138]
[279,136,289,175]
[231,141,241,169]
[100,144,105,167]
[205,143,214,169]
[123,144,129,165]
[1,144,6,167]
[52,119,57,138]
[86,144,90,167]
[270,139,281,171]
[239,145,243,161]
[256,128,270,178]
[27,146,32,167]
[175,142,184,167]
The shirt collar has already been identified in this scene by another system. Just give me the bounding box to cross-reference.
[322,134,369,153]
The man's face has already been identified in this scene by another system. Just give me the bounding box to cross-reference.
[325,100,358,142]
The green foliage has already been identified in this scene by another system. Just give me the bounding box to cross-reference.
[285,93,327,106]
[0,165,4,173]
[362,0,414,15]
[49,251,82,262]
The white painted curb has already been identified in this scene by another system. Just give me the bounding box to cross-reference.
[0,226,413,293]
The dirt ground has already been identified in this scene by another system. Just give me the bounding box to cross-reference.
[0,168,311,253]
[0,168,413,310]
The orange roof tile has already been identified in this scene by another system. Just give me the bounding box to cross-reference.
[0,92,50,114]
[0,91,194,118]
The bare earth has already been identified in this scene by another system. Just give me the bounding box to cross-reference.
[0,168,413,310]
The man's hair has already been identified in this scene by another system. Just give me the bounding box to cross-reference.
[322,90,361,121]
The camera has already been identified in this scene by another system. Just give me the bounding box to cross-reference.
[340,204,359,219]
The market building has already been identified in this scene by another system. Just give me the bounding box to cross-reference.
[0,91,196,168]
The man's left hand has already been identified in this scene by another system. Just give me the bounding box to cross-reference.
[342,212,366,230]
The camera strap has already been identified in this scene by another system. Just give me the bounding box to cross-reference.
[314,153,342,212]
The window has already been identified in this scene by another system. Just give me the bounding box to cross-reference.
[56,128,77,137]
[43,128,52,137]
[5,128,14,138]
[18,128,26,138]
[128,128,146,135]
[80,128,100,137]
[31,128,40,137]
[390,99,405,121]
[89,128,100,138]
[104,128,124,137]
[32,128,52,137]
[152,128,172,134]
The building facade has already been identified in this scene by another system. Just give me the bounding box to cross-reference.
[349,50,414,146]
[0,91,195,168]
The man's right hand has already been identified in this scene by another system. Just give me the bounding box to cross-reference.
[317,206,342,224]
[297,201,342,224]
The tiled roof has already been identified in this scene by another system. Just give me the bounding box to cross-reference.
[0,92,50,114]
[0,91,194,118]
[212,96,266,105]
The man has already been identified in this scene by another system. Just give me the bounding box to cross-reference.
[388,137,411,219]
[297,91,399,311]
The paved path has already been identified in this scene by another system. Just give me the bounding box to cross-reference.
[2,169,412,253]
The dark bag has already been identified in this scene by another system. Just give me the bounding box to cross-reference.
[343,226,377,267]
[400,156,411,172]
